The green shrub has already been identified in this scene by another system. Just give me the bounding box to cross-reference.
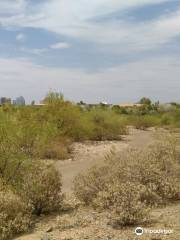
[129,115,160,130]
[160,113,173,126]
[87,109,128,140]
[0,115,31,186]
[42,98,88,141]
[0,93,129,164]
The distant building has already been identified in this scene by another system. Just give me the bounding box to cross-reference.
[100,101,108,105]
[34,103,46,107]
[0,97,11,105]
[13,96,25,106]
[118,103,143,108]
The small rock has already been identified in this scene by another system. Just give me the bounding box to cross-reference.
[46,226,53,233]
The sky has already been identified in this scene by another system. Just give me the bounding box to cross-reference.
[0,0,180,104]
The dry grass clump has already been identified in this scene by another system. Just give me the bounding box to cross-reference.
[74,136,180,226]
[119,146,180,206]
[20,162,64,216]
[0,184,31,240]
[73,165,110,205]
[94,182,149,226]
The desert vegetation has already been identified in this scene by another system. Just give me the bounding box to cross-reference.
[113,98,180,130]
[0,93,180,239]
[74,133,180,227]
[0,92,128,239]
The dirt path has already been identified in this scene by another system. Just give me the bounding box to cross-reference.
[57,128,155,193]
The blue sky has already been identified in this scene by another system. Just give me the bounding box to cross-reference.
[0,0,180,103]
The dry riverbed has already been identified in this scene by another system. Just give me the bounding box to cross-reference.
[15,128,180,240]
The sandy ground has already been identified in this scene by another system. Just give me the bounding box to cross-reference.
[57,127,155,193]
[15,203,180,240]
[14,128,180,240]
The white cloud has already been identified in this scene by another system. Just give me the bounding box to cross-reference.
[0,0,178,53]
[50,42,71,49]
[0,56,179,103]
[20,47,48,55]
[39,0,171,24]
[16,33,26,42]
[0,0,26,14]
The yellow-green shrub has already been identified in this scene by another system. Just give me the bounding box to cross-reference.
[87,109,128,140]
[129,115,160,130]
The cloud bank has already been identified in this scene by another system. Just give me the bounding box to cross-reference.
[0,56,179,103]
